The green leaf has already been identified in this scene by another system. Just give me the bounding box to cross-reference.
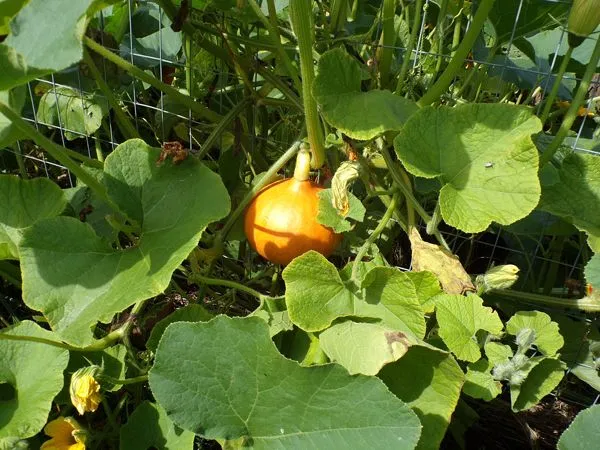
[0,0,27,35]
[539,152,600,239]
[68,344,127,393]
[505,311,564,356]
[585,254,600,289]
[37,86,109,140]
[489,0,569,44]
[0,321,69,440]
[63,182,117,242]
[510,357,565,412]
[283,252,425,338]
[320,321,413,376]
[405,271,442,314]
[317,189,365,233]
[313,48,418,140]
[0,0,95,90]
[20,139,230,346]
[463,358,502,401]
[149,316,422,449]
[435,294,504,362]
[395,104,542,233]
[0,86,25,148]
[379,345,464,450]
[249,298,293,338]
[147,305,213,352]
[120,401,195,450]
[0,176,66,260]
[484,341,514,365]
[558,404,600,450]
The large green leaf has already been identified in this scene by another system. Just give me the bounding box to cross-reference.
[585,254,600,290]
[379,345,464,450]
[320,321,413,376]
[394,104,542,233]
[149,316,422,449]
[36,86,109,140]
[283,251,426,337]
[20,139,230,346]
[0,0,27,35]
[558,404,600,450]
[435,294,504,362]
[0,85,25,147]
[0,0,94,90]
[120,401,195,450]
[505,310,563,356]
[0,321,69,440]
[488,0,569,44]
[0,176,66,260]
[146,304,213,352]
[313,48,418,140]
[540,152,600,244]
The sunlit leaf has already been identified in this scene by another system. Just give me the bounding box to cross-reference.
[505,310,564,356]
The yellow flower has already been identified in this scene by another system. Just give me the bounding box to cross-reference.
[41,417,86,450]
[69,367,102,415]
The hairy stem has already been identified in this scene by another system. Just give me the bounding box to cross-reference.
[539,46,574,124]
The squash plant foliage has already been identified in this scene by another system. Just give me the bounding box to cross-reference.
[1,0,600,448]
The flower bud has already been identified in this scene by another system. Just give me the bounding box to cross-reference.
[476,264,520,293]
[69,366,102,416]
[568,0,600,48]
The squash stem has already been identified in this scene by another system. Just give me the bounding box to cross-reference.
[539,46,573,124]
[417,0,495,107]
[352,192,399,281]
[396,0,423,94]
[191,273,264,300]
[289,0,326,168]
[293,147,312,181]
[540,35,600,166]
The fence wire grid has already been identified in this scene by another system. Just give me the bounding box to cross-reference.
[1,0,600,411]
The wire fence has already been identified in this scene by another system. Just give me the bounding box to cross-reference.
[2,0,600,410]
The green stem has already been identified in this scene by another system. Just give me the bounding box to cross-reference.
[215,141,301,244]
[191,274,264,300]
[289,0,326,168]
[378,0,396,88]
[432,0,449,80]
[426,201,442,235]
[540,38,600,166]
[94,133,105,162]
[451,0,464,58]
[184,34,193,95]
[101,374,148,385]
[396,0,423,94]
[417,0,495,107]
[84,37,223,123]
[13,144,27,178]
[257,66,303,111]
[352,193,399,281]
[539,46,574,124]
[329,0,348,34]
[491,289,600,312]
[197,97,252,159]
[83,48,140,140]
[0,102,118,212]
[249,0,302,94]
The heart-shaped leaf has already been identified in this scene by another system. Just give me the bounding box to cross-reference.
[313,48,418,140]
[505,311,563,356]
[395,104,542,233]
[149,316,422,449]
[20,139,230,346]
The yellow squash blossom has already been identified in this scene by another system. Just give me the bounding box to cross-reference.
[41,417,86,450]
[69,366,102,415]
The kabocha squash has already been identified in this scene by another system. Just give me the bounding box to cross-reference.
[244,149,342,265]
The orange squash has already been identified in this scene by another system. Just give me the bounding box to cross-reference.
[243,151,342,265]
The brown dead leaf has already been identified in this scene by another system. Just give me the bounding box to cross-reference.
[409,228,475,295]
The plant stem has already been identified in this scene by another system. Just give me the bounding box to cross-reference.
[329,0,348,34]
[191,273,264,299]
[377,0,396,88]
[84,37,223,123]
[451,0,464,58]
[491,289,600,312]
[289,0,326,168]
[215,141,301,244]
[101,374,148,385]
[352,192,399,281]
[0,102,119,212]
[249,0,302,93]
[539,46,574,124]
[83,48,140,140]
[540,36,600,166]
[432,0,449,81]
[301,332,328,365]
[417,0,495,107]
[197,97,252,159]
[256,66,303,110]
[396,0,423,94]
